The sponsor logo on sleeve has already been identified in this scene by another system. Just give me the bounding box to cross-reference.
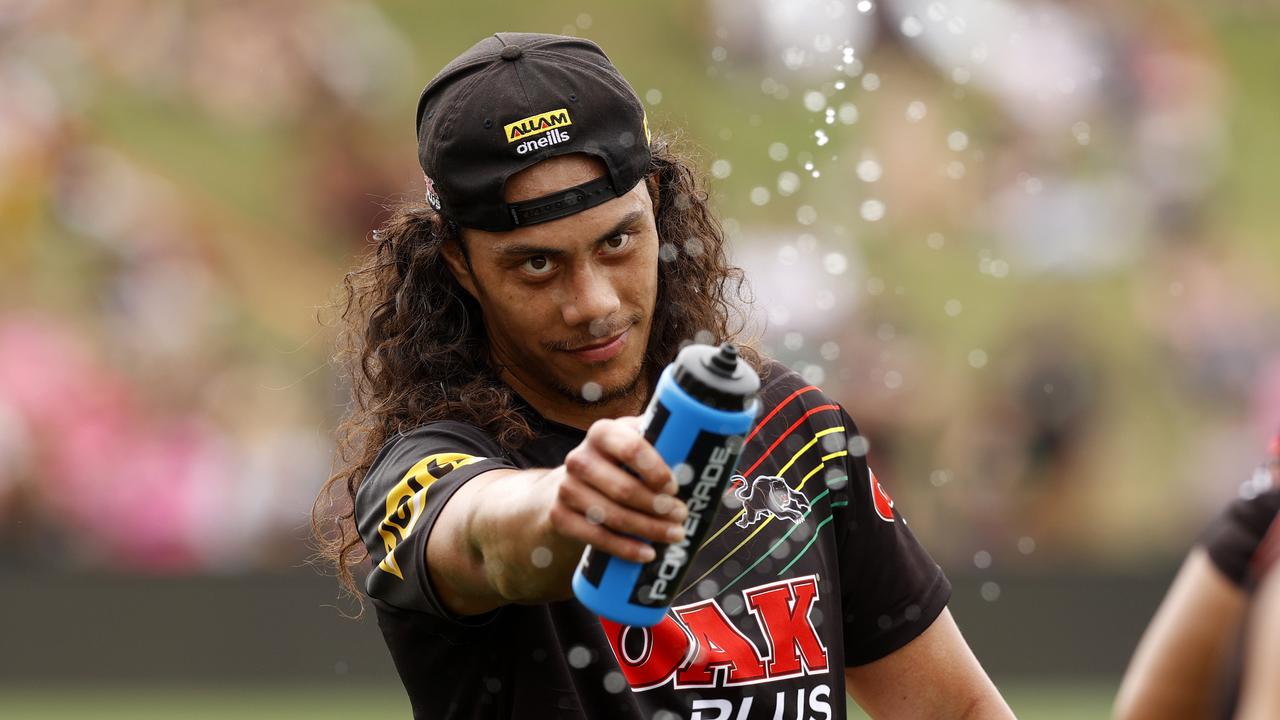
[375,452,483,579]
[869,468,895,522]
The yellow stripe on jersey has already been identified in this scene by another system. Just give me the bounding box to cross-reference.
[376,453,483,579]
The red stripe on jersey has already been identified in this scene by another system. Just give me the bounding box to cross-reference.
[744,385,819,445]
[739,403,841,479]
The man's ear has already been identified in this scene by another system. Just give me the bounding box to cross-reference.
[645,173,660,214]
[439,234,480,300]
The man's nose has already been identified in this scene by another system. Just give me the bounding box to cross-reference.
[560,263,621,331]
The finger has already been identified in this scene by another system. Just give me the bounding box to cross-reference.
[550,505,657,564]
[587,419,673,490]
[567,445,687,519]
[560,479,686,546]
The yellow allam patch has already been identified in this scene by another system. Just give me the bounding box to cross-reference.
[504,108,572,143]
[376,452,484,579]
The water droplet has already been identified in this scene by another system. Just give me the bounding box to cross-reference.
[856,157,882,183]
[804,90,827,112]
[834,80,846,90]
[771,540,792,559]
[947,17,967,34]
[929,469,951,486]
[904,604,921,621]
[531,546,553,568]
[866,277,885,295]
[906,100,927,122]
[857,0,874,13]
[778,245,799,265]
[568,645,593,668]
[981,581,1001,602]
[1072,121,1091,145]
[952,67,971,85]
[848,435,870,457]
[801,364,825,385]
[947,130,969,152]
[884,370,903,389]
[1018,536,1037,554]
[927,2,947,21]
[974,550,992,569]
[945,161,965,179]
[825,469,849,490]
[797,206,818,225]
[750,187,771,206]
[777,171,800,196]
[768,142,789,162]
[814,129,829,146]
[823,252,848,275]
[581,382,603,402]
[723,594,745,616]
[861,73,880,91]
[876,323,895,342]
[820,341,840,361]
[784,331,804,351]
[585,505,606,524]
[658,243,678,262]
[901,16,924,38]
[815,290,836,310]
[697,579,720,598]
[711,46,728,63]
[645,88,663,105]
[968,349,988,369]
[334,660,349,675]
[839,102,859,125]
[603,671,627,694]
[710,159,732,179]
[485,677,502,693]
[860,199,885,222]
[673,463,694,486]
[926,232,945,249]
[944,299,962,317]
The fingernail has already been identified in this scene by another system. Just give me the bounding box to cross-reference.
[669,502,689,521]
[640,546,656,563]
[666,525,685,542]
[653,494,675,514]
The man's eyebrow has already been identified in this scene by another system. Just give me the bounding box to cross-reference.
[492,209,645,257]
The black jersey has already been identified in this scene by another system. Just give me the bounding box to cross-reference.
[354,359,950,719]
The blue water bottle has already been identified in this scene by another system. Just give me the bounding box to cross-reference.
[572,342,760,627]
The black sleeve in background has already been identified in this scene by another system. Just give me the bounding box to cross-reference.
[354,421,516,620]
[832,406,951,667]
[1199,488,1280,587]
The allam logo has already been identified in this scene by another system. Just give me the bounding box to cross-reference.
[503,108,572,143]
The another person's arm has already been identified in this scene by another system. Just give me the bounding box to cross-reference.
[1113,548,1246,720]
[1235,561,1280,719]
[844,608,1015,719]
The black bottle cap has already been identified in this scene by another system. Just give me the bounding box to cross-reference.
[672,342,760,411]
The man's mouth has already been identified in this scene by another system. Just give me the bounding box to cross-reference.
[564,325,631,363]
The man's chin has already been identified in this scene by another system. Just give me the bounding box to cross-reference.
[551,360,646,406]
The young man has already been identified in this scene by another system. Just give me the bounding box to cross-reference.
[315,32,1012,719]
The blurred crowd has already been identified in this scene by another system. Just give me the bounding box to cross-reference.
[1,0,1277,574]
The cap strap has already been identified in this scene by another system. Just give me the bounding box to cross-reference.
[507,176,616,227]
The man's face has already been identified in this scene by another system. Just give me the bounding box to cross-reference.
[444,154,659,409]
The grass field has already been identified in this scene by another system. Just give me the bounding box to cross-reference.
[0,681,1116,719]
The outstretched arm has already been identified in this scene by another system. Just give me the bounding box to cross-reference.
[844,607,1015,719]
[1114,547,1246,720]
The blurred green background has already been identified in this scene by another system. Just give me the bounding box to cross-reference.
[2,0,1279,716]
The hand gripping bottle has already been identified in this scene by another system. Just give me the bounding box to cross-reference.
[572,342,760,627]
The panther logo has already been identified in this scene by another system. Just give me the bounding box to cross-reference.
[733,474,811,528]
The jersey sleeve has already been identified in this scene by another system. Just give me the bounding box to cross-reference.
[354,421,516,618]
[1199,488,1280,587]
[831,406,951,666]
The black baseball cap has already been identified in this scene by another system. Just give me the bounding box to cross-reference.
[415,32,652,232]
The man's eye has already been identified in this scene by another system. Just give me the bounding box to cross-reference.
[522,256,555,275]
[602,233,631,253]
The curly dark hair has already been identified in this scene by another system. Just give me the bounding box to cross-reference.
[312,135,759,599]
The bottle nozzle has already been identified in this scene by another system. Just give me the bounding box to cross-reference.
[708,343,739,378]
